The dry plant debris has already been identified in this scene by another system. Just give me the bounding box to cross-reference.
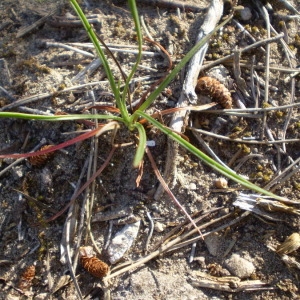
[0,0,299,299]
[276,232,300,255]
[190,271,272,293]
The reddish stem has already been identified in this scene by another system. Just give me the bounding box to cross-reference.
[31,146,117,225]
[145,147,203,239]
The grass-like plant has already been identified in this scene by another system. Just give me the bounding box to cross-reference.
[0,0,287,206]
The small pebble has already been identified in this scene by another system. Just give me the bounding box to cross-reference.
[224,254,255,278]
[194,256,206,268]
[189,183,197,190]
[204,233,222,256]
[107,220,140,264]
[154,221,166,233]
[205,65,231,86]
[13,166,25,179]
[186,12,194,19]
[239,7,252,21]
[214,178,228,189]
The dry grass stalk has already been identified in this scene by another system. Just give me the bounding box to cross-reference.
[190,275,272,293]
[277,233,300,255]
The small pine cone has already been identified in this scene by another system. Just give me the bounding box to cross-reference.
[28,145,55,166]
[195,76,232,109]
[79,246,109,278]
[81,256,110,278]
[18,265,35,291]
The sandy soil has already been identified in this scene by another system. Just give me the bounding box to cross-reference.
[0,0,299,299]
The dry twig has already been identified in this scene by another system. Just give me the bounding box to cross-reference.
[155,0,225,200]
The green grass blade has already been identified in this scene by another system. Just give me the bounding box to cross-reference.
[121,0,143,106]
[133,122,147,167]
[0,112,123,122]
[69,0,130,122]
[135,14,233,114]
[137,111,286,201]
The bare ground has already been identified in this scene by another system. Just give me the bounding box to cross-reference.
[0,0,300,299]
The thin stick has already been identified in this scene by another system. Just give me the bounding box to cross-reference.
[191,131,232,170]
[104,221,114,250]
[281,85,296,152]
[269,164,300,192]
[251,71,278,92]
[39,146,117,224]
[87,91,104,255]
[152,207,224,250]
[200,33,284,72]
[61,42,161,57]
[189,242,197,263]
[145,147,203,238]
[0,75,165,111]
[69,42,143,49]
[155,0,225,200]
[45,42,95,58]
[18,107,54,115]
[232,19,265,52]
[71,158,90,271]
[234,154,264,172]
[72,58,102,83]
[267,24,297,155]
[166,212,250,252]
[250,57,258,109]
[61,160,90,300]
[236,63,300,73]
[264,157,300,190]
[187,127,300,144]
[203,102,300,114]
[0,86,15,102]
[46,16,101,28]
[136,0,207,13]
[272,0,300,14]
[63,206,82,300]
[260,6,271,141]
[16,9,57,38]
[265,125,282,172]
[145,211,154,251]
[0,82,108,111]
[232,46,250,98]
[0,138,47,178]
[106,211,248,279]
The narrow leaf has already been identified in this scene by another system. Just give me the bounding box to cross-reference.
[133,123,147,167]
[136,14,233,113]
[136,111,287,202]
